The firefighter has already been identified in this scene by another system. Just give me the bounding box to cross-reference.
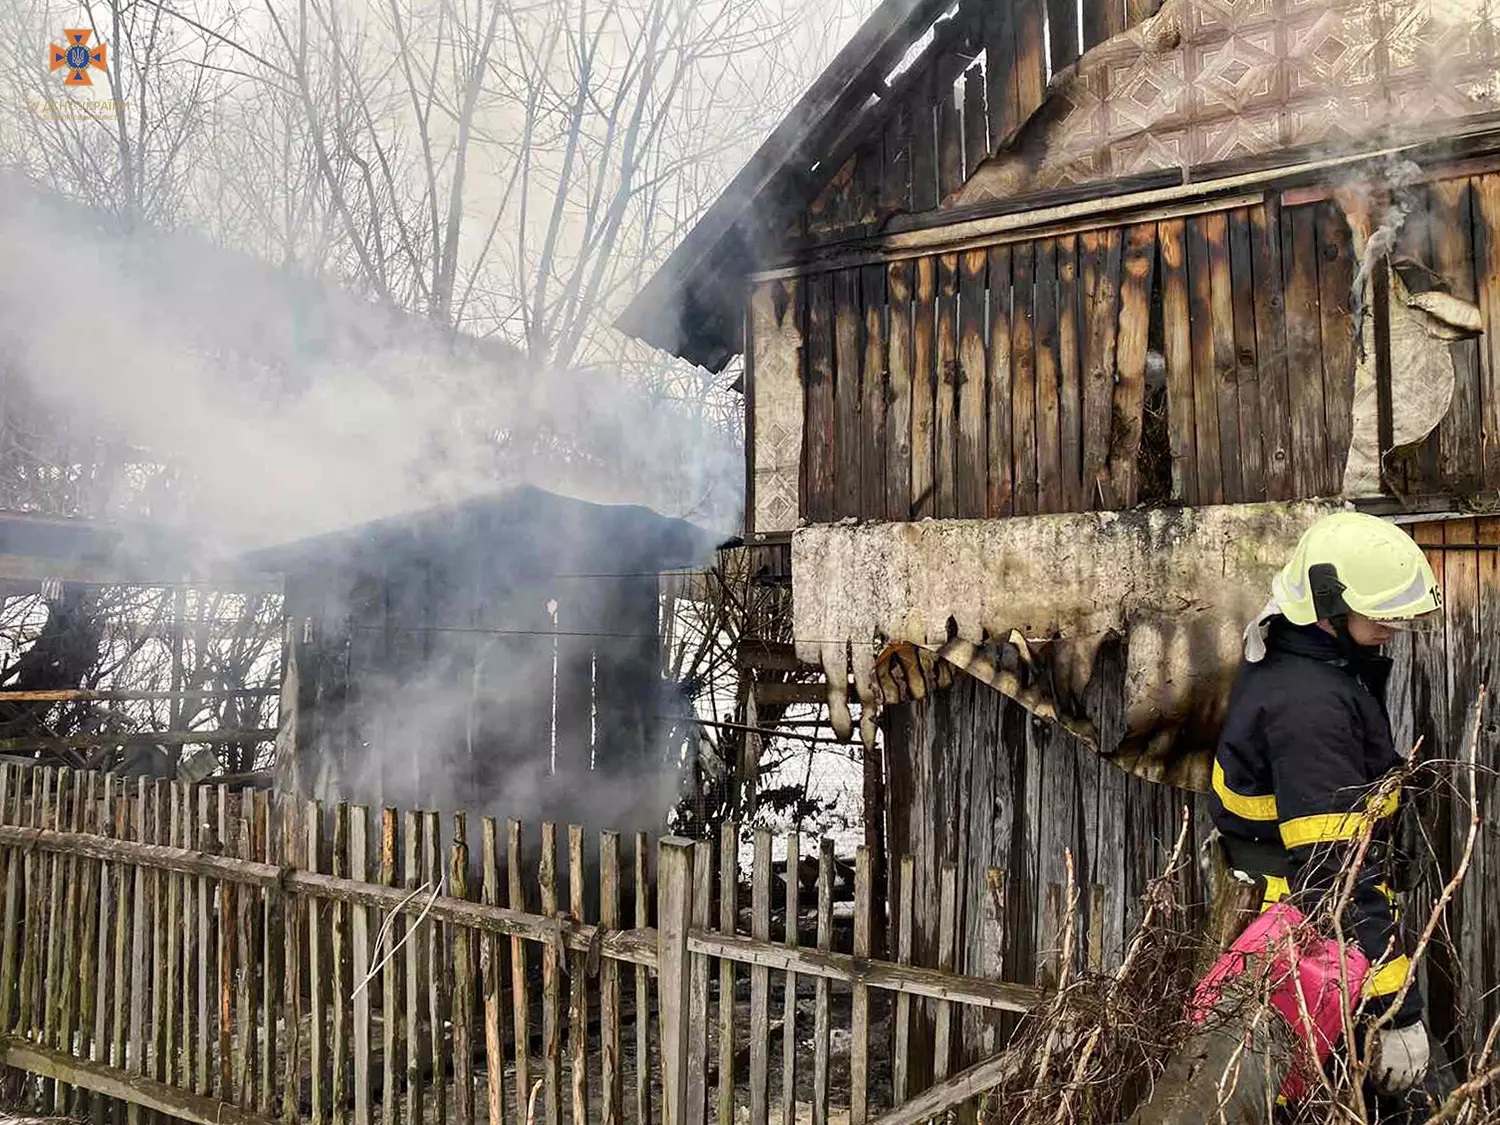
[1210,511,1450,1112]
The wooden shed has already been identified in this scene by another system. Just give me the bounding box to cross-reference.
[623,0,1500,1079]
[248,486,719,832]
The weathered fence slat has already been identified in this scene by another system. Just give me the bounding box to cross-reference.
[600,831,623,1125]
[934,863,958,1082]
[781,832,801,1125]
[893,855,915,1105]
[749,830,771,1125]
[851,847,872,1125]
[404,810,426,1125]
[657,839,694,1125]
[481,817,505,1125]
[257,790,279,1119]
[453,814,476,1125]
[283,799,304,1125]
[540,823,562,1125]
[508,819,532,1125]
[381,808,402,1125]
[636,831,653,1125]
[685,841,711,1125]
[350,807,372,1125]
[716,822,737,1125]
[219,786,235,1105]
[813,840,832,1125]
[0,764,24,1036]
[331,803,350,1125]
[426,810,448,1125]
[309,802,328,1125]
[567,824,588,1125]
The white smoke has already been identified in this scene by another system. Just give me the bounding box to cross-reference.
[0,176,743,558]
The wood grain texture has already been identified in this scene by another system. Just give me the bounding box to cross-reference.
[1186,215,1224,504]
[958,248,990,517]
[911,257,938,518]
[1158,218,1198,504]
[1107,223,1156,507]
[986,245,1015,516]
[887,260,915,520]
[1315,202,1356,496]
[1033,238,1063,512]
[1057,235,1084,511]
[1250,199,1294,501]
[1011,241,1038,515]
[833,268,863,519]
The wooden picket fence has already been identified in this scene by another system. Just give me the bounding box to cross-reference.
[0,763,1051,1125]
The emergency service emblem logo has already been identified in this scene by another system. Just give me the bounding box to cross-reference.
[49,29,107,87]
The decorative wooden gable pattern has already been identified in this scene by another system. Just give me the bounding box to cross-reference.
[794,0,1500,244]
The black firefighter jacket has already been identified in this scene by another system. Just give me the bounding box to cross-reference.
[1209,617,1423,1029]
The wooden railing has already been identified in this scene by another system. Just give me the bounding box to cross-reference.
[0,764,1051,1125]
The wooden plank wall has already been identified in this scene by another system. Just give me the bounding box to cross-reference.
[805,223,1166,522]
[794,177,1500,524]
[883,670,1212,1094]
[1388,517,1500,1059]
[802,0,1140,241]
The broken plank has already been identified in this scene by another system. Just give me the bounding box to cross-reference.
[1011,241,1039,516]
[986,245,1015,517]
[1014,0,1047,122]
[1251,198,1294,501]
[887,259,915,520]
[963,62,988,182]
[1159,218,1199,504]
[910,70,939,214]
[1033,238,1063,513]
[1283,204,1330,497]
[1046,0,1079,75]
[984,0,1020,150]
[1186,214,1225,505]
[1107,223,1158,507]
[911,256,938,518]
[937,64,963,202]
[958,248,989,517]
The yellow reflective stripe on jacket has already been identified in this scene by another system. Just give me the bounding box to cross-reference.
[1261,874,1290,909]
[1213,760,1279,821]
[1365,954,1412,998]
[1278,788,1401,850]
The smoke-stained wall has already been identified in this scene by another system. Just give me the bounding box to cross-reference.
[257,486,718,835]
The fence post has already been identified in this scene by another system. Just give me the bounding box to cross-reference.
[658,837,696,1125]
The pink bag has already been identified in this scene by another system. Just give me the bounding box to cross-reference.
[1187,903,1370,1102]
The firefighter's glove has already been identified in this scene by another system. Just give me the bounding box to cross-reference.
[1372,1021,1430,1093]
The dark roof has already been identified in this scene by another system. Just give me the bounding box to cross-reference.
[615,0,951,372]
[240,486,723,579]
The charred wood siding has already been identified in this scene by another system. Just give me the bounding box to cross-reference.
[801,0,1140,241]
[766,172,1500,528]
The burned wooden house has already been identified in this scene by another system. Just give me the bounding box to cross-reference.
[623,0,1500,1074]
[251,486,719,831]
